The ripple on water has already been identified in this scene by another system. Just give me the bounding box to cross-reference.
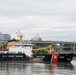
[0,61,75,75]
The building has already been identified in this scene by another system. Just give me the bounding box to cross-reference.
[0,32,11,40]
[31,34,42,41]
[0,32,4,40]
[3,34,11,40]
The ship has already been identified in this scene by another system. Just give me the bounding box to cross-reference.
[0,32,74,63]
[0,32,33,62]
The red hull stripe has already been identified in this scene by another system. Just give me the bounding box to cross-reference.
[51,54,59,63]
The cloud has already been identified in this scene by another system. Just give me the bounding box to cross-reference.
[0,0,76,41]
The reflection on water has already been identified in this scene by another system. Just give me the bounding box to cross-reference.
[50,63,75,75]
[0,61,75,75]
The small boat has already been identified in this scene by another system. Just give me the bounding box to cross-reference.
[33,45,74,63]
[0,32,33,62]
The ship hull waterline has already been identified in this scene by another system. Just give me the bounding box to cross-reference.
[0,53,74,63]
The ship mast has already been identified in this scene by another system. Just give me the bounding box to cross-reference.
[17,31,23,44]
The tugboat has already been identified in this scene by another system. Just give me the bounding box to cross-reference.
[0,32,33,62]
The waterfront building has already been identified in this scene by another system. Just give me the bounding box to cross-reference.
[0,32,4,40]
[3,34,11,40]
[0,32,11,40]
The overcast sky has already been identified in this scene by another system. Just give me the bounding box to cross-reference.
[0,0,76,41]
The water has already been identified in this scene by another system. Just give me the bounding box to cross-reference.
[0,60,76,75]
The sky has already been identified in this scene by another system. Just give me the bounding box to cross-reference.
[0,0,76,41]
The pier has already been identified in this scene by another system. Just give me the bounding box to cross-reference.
[31,40,76,53]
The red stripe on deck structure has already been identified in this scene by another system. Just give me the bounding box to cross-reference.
[51,54,59,63]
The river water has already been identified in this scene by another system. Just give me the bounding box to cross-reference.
[0,60,76,75]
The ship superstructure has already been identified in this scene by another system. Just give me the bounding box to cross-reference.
[0,31,33,61]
